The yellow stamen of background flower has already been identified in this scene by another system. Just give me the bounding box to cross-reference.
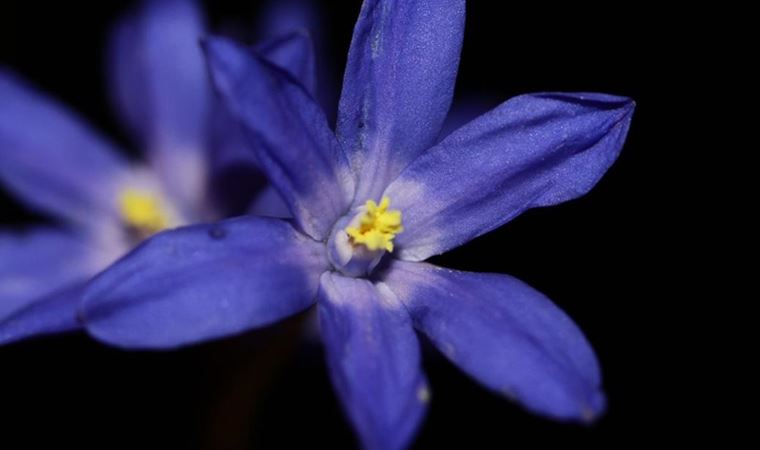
[118,188,170,237]
[346,196,403,252]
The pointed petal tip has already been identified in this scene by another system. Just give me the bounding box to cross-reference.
[203,35,291,98]
[383,262,608,424]
[579,389,607,425]
[614,95,636,116]
[202,36,251,100]
[547,384,608,424]
[319,273,427,450]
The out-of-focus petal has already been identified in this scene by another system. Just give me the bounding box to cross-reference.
[204,36,354,240]
[0,281,86,345]
[383,260,605,422]
[107,0,210,215]
[81,216,327,349]
[319,272,428,450]
[0,227,98,320]
[0,72,130,225]
[257,0,321,40]
[385,93,635,261]
[336,0,465,203]
[256,0,336,114]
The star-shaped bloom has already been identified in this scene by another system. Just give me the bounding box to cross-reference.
[0,0,315,344]
[81,1,634,449]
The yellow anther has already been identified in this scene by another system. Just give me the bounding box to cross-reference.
[118,188,171,237]
[346,196,403,252]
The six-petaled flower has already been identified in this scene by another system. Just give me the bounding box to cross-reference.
[77,1,635,449]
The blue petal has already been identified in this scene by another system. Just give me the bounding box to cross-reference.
[336,0,465,203]
[1,227,98,320]
[254,31,317,97]
[0,72,130,225]
[247,185,291,218]
[318,272,428,450]
[385,93,635,261]
[81,216,328,349]
[107,8,146,147]
[209,32,319,189]
[107,0,210,214]
[255,0,330,110]
[0,281,86,345]
[257,0,321,40]
[204,36,354,240]
[382,261,605,422]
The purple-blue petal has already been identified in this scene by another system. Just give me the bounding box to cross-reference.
[1,227,98,320]
[0,72,130,225]
[336,0,465,203]
[81,216,328,349]
[318,272,428,450]
[386,92,635,261]
[247,185,291,218]
[204,36,354,240]
[107,7,145,148]
[256,0,321,40]
[209,31,319,204]
[382,260,605,422]
[108,0,209,150]
[0,281,86,345]
[254,31,316,97]
[255,0,336,115]
[107,0,210,215]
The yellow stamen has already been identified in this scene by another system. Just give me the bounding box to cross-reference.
[346,196,403,252]
[118,188,171,237]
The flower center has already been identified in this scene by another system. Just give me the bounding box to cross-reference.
[118,188,173,239]
[345,197,403,252]
[327,196,403,278]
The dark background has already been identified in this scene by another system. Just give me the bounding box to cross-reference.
[1,1,690,448]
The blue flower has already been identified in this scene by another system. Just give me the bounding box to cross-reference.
[81,1,634,449]
[0,0,315,344]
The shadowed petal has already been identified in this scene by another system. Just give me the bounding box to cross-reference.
[107,0,210,215]
[254,31,316,97]
[208,32,318,214]
[0,281,86,345]
[383,260,605,422]
[319,272,428,450]
[256,0,336,114]
[204,36,354,240]
[385,93,635,261]
[1,227,99,320]
[82,216,328,349]
[247,185,291,218]
[0,72,130,225]
[337,0,465,203]
[257,0,321,40]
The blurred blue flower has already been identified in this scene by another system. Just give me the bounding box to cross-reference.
[0,0,315,344]
[81,1,634,448]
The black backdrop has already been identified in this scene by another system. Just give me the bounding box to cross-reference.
[1,1,686,448]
